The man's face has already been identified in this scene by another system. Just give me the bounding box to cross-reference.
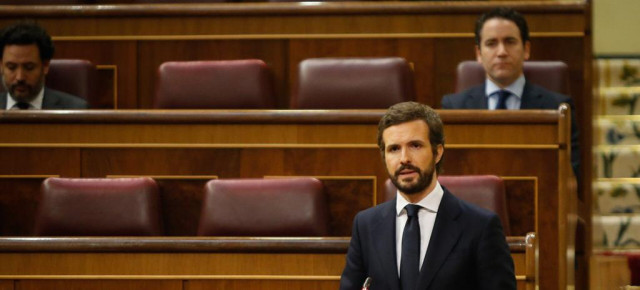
[1,44,49,103]
[382,119,443,196]
[475,18,530,88]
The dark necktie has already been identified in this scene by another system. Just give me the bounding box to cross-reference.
[495,90,511,110]
[15,102,31,110]
[400,204,421,290]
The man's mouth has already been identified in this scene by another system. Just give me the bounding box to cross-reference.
[13,84,28,91]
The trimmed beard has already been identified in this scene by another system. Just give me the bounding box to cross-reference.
[3,75,45,103]
[389,161,435,195]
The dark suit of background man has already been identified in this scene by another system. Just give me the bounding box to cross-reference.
[441,7,580,179]
[0,21,87,110]
[340,102,515,290]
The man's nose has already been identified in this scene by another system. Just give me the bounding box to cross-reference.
[400,148,412,164]
[15,68,26,80]
[497,43,508,55]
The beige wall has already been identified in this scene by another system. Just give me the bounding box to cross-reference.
[593,0,640,55]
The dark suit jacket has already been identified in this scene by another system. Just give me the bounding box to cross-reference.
[340,188,515,290]
[1,88,88,109]
[441,82,580,179]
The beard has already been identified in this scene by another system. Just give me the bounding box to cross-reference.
[389,162,435,195]
[3,77,44,103]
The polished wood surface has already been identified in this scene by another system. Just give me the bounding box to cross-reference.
[0,3,594,245]
[0,236,531,290]
[0,109,575,289]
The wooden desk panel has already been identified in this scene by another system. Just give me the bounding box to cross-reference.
[0,236,532,290]
[0,109,572,289]
[0,5,593,253]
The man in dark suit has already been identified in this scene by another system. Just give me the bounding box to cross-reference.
[440,7,579,179]
[340,102,515,290]
[0,21,87,110]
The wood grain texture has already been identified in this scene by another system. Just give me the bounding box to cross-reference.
[0,109,575,289]
[0,280,13,290]
[17,280,181,290]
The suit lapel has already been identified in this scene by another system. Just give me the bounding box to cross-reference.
[466,85,488,109]
[372,200,401,290]
[416,190,463,290]
[519,82,544,109]
[0,93,7,110]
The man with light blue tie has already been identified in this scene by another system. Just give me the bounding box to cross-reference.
[441,7,580,179]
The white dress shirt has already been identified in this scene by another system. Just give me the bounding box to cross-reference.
[395,181,444,276]
[6,87,45,110]
[485,74,526,110]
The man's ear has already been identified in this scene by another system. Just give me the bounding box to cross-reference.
[42,60,50,75]
[475,45,482,63]
[523,40,531,60]
[435,144,444,164]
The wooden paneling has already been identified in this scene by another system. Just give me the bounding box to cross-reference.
[186,280,340,290]
[0,149,80,176]
[0,178,48,236]
[0,109,574,289]
[0,252,347,275]
[54,41,137,108]
[0,236,532,290]
[155,178,209,236]
[0,280,13,290]
[17,280,181,290]
[0,2,590,110]
[504,178,536,237]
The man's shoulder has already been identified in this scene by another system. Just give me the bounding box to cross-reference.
[355,199,395,221]
[525,82,572,104]
[441,85,484,109]
[44,88,89,109]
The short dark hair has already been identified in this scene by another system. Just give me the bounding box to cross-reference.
[475,7,529,45]
[377,102,445,173]
[0,21,54,62]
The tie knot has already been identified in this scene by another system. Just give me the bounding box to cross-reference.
[15,102,31,110]
[497,90,511,98]
[495,90,511,110]
[405,204,421,217]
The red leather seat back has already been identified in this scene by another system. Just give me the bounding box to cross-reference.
[154,59,275,109]
[455,60,570,95]
[293,57,415,109]
[46,59,97,103]
[35,177,163,236]
[198,178,330,236]
[384,175,510,235]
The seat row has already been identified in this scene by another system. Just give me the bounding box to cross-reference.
[33,175,510,237]
[1,58,569,110]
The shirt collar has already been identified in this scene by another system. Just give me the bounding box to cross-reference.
[7,86,45,110]
[396,181,444,216]
[485,74,526,100]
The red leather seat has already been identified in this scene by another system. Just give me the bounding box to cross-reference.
[154,59,275,109]
[46,59,97,104]
[455,60,570,95]
[35,177,163,236]
[292,57,415,109]
[384,175,510,235]
[198,178,330,236]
